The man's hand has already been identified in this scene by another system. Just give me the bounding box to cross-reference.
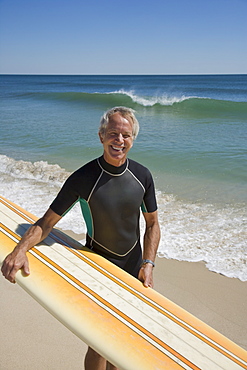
[138,263,154,288]
[1,208,62,284]
[1,249,30,283]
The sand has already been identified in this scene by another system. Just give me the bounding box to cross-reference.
[1,254,247,369]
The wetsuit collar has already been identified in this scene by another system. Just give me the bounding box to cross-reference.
[98,156,128,175]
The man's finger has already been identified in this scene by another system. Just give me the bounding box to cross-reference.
[22,260,30,276]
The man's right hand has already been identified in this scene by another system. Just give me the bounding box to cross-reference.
[1,208,61,283]
[1,249,30,284]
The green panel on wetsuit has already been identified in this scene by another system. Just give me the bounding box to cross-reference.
[79,198,93,238]
[141,201,147,213]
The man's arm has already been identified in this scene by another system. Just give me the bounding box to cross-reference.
[138,210,160,288]
[1,208,62,283]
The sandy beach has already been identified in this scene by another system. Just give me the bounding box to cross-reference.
[1,250,247,370]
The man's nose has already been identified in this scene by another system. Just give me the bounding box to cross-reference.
[116,133,124,142]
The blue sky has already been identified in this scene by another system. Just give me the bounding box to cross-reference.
[0,0,246,74]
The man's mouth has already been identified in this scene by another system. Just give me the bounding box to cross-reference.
[111,146,124,152]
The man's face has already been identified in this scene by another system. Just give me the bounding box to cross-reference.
[99,112,134,167]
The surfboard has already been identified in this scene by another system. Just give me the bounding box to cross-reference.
[0,195,246,370]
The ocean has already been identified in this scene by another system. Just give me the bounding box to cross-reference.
[0,74,246,281]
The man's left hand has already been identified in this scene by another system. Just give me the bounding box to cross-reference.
[138,263,154,288]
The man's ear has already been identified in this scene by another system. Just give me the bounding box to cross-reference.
[98,132,104,143]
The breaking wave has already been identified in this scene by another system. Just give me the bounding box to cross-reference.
[0,155,70,184]
[13,89,247,117]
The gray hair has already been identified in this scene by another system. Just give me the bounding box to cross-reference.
[99,106,139,139]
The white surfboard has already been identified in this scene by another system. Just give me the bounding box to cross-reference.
[0,195,247,369]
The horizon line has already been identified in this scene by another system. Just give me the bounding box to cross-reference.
[1,73,246,76]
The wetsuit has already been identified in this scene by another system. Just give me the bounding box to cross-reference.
[50,156,157,277]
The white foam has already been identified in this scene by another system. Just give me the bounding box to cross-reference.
[0,155,69,184]
[110,89,192,106]
[156,191,247,281]
[0,155,87,235]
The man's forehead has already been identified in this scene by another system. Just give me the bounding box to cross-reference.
[108,112,131,122]
[107,114,133,132]
[107,125,132,132]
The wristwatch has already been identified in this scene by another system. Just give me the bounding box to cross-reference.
[141,259,155,268]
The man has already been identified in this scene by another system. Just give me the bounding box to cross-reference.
[1,106,160,370]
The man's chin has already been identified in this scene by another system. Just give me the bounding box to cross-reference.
[104,152,127,166]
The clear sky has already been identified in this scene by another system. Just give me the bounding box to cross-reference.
[0,0,246,74]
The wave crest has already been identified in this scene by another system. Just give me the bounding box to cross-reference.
[109,89,191,106]
[20,89,247,118]
[24,89,193,108]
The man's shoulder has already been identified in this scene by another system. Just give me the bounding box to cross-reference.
[67,158,100,182]
[73,158,98,173]
[127,158,154,190]
[128,158,151,175]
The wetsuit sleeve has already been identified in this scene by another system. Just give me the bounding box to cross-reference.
[50,173,80,216]
[142,172,158,213]
[128,159,158,214]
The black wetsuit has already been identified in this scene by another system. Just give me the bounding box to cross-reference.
[50,156,157,277]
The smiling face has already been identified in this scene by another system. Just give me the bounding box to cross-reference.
[99,112,134,167]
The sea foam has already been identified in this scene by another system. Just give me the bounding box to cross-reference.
[156,191,247,281]
[0,155,69,183]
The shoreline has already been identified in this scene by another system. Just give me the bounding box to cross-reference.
[1,252,246,369]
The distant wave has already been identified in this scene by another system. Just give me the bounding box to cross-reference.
[39,90,194,107]
[107,89,192,106]
[16,90,247,116]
